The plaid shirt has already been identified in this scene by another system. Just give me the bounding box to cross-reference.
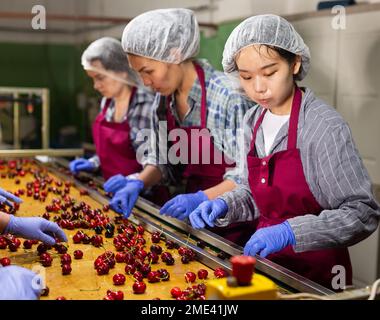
[142,59,256,184]
[89,86,155,168]
[217,87,380,253]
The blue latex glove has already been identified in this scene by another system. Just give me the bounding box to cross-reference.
[0,188,22,207]
[159,191,208,221]
[69,158,95,174]
[243,221,296,258]
[109,179,144,218]
[189,199,228,229]
[4,215,68,246]
[0,266,42,300]
[103,174,128,193]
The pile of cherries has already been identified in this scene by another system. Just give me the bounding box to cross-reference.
[0,159,234,300]
[0,235,22,252]
[170,283,207,300]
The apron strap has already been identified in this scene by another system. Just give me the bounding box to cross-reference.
[287,86,302,150]
[193,62,207,128]
[249,109,267,156]
[101,98,113,115]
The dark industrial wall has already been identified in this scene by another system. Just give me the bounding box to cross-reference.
[0,20,241,148]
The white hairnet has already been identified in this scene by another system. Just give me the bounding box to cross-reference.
[222,14,311,80]
[121,8,200,64]
[81,37,141,86]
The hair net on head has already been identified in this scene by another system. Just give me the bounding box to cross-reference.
[121,8,200,64]
[81,37,141,86]
[222,14,311,80]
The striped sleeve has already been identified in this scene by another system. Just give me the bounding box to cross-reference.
[288,123,380,252]
[215,107,261,226]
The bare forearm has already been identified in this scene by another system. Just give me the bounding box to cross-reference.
[138,165,163,189]
[0,211,10,234]
[203,179,236,200]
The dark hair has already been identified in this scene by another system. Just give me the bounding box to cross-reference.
[256,45,299,79]
[266,45,297,66]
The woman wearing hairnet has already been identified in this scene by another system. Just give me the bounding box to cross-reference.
[69,37,155,181]
[188,14,380,289]
[106,8,255,244]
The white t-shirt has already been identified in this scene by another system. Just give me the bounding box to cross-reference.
[261,111,290,156]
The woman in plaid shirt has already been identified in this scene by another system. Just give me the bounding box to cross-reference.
[105,8,255,244]
[69,37,155,180]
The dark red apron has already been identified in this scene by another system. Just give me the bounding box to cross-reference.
[247,86,352,290]
[166,63,256,246]
[92,88,142,180]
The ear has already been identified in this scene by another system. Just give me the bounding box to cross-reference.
[293,55,302,76]
[169,48,183,64]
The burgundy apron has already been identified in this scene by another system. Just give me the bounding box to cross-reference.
[247,86,352,290]
[92,88,142,180]
[166,63,256,246]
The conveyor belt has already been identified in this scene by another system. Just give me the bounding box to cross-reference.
[1,156,343,299]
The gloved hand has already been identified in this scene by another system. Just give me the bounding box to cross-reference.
[0,266,42,300]
[189,198,228,229]
[109,179,144,218]
[69,158,95,174]
[0,188,22,207]
[4,215,68,246]
[159,191,208,221]
[103,174,128,194]
[243,221,296,258]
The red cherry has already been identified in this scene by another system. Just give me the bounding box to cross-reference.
[55,243,68,254]
[40,253,53,267]
[115,252,126,263]
[133,271,143,282]
[157,269,170,282]
[140,264,151,277]
[214,267,229,278]
[56,296,66,300]
[23,240,33,249]
[197,269,208,280]
[60,254,72,264]
[73,250,83,259]
[124,264,136,275]
[72,234,82,244]
[96,262,110,275]
[150,244,162,255]
[79,189,88,196]
[132,281,146,294]
[185,271,197,283]
[0,257,11,266]
[181,255,190,264]
[106,290,124,300]
[114,242,124,252]
[151,232,161,243]
[61,264,72,275]
[147,271,160,283]
[147,252,159,264]
[197,283,207,295]
[82,235,91,244]
[41,286,50,297]
[178,246,187,256]
[0,238,7,249]
[170,287,182,298]
[113,273,126,286]
[136,225,144,235]
[37,243,48,255]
